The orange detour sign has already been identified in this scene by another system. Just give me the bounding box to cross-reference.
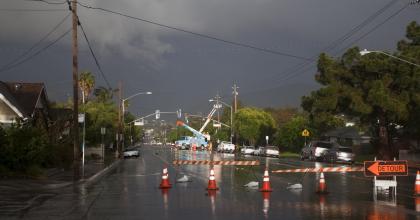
[364,160,408,177]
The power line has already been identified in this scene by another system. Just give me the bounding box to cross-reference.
[323,0,399,54]
[25,0,68,5]
[262,0,400,85]
[0,8,67,12]
[0,28,71,73]
[334,3,409,55]
[0,13,70,71]
[238,2,410,98]
[78,19,112,89]
[76,2,312,61]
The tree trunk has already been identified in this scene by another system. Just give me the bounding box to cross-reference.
[378,113,393,160]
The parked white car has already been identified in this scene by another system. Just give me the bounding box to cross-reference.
[240,146,255,155]
[263,146,280,157]
[253,146,265,156]
[217,141,235,153]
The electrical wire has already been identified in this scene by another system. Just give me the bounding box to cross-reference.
[25,0,68,5]
[262,0,401,85]
[78,19,112,89]
[334,3,409,55]
[0,28,71,73]
[0,8,66,12]
[238,2,410,98]
[76,2,312,61]
[0,13,70,71]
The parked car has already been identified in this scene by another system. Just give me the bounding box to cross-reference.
[217,141,235,153]
[253,146,265,156]
[322,146,355,164]
[123,147,140,158]
[240,146,255,155]
[301,141,334,161]
[262,146,280,157]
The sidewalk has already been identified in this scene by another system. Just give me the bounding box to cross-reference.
[0,158,121,215]
[0,157,120,188]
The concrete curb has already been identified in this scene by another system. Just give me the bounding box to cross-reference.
[80,159,122,187]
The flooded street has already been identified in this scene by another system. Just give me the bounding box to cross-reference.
[3,145,419,219]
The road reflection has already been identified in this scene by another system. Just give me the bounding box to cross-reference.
[207,190,216,216]
[261,192,270,219]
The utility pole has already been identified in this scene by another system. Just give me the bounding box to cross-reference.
[117,81,122,158]
[216,93,221,129]
[232,83,239,113]
[232,83,238,145]
[71,0,80,180]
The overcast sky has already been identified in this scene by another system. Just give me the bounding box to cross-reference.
[0,0,418,121]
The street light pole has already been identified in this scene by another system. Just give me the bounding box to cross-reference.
[360,49,420,68]
[121,91,152,151]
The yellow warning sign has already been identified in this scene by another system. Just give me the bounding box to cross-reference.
[302,129,310,137]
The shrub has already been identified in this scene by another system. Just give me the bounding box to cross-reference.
[0,123,51,172]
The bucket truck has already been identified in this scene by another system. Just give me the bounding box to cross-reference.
[175,106,217,150]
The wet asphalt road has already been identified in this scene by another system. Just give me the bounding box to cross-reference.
[2,145,420,219]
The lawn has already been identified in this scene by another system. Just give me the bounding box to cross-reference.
[280,152,300,158]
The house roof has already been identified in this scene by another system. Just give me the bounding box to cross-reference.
[0,81,47,118]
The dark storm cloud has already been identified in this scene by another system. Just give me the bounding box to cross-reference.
[0,0,418,117]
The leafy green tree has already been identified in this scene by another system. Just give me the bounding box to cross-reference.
[264,107,299,128]
[123,113,143,146]
[94,86,114,102]
[82,99,118,147]
[397,21,420,146]
[274,115,308,152]
[302,22,420,158]
[234,107,276,146]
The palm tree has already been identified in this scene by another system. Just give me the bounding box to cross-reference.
[94,86,114,102]
[79,71,95,104]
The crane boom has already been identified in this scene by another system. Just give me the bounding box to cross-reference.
[176,120,204,138]
[199,107,217,133]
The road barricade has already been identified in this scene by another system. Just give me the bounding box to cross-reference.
[272,167,364,173]
[173,160,260,166]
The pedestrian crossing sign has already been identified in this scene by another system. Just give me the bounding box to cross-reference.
[302,129,310,137]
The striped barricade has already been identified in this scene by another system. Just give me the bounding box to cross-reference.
[272,166,364,173]
[173,160,260,166]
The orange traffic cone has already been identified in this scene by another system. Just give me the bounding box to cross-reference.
[414,171,420,196]
[260,169,273,192]
[207,168,219,190]
[316,171,328,194]
[159,167,172,189]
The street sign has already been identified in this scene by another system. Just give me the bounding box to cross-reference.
[101,127,106,135]
[155,110,160,119]
[301,129,310,137]
[213,123,221,128]
[364,160,408,177]
[134,120,144,126]
[78,113,85,123]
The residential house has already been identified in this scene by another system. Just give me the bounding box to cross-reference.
[0,81,50,129]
